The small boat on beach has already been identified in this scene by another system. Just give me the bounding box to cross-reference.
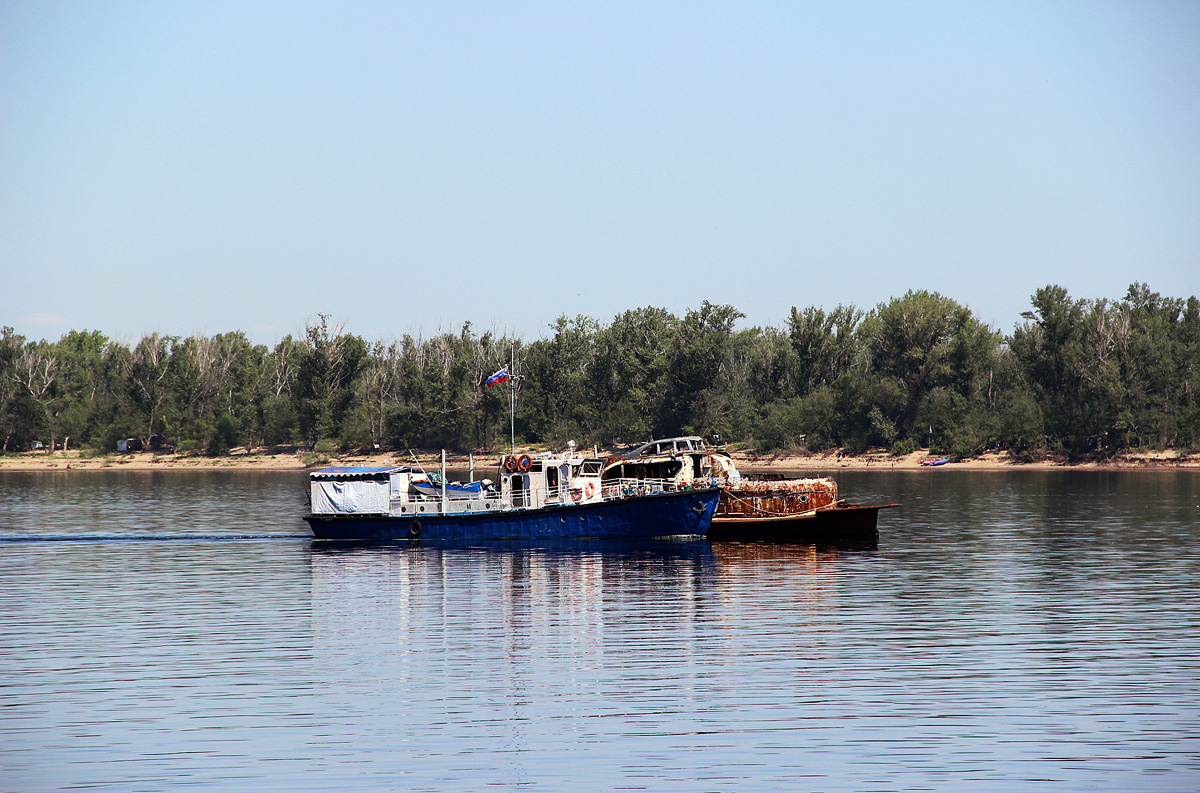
[305,449,721,541]
[601,436,897,544]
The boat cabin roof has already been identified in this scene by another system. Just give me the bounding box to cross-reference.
[621,436,709,459]
[311,466,409,480]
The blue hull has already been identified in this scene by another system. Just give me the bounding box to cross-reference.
[306,488,721,541]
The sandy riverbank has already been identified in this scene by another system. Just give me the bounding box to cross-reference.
[2,447,1197,473]
[734,448,1200,472]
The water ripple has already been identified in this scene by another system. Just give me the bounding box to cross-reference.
[0,534,310,543]
[0,470,1197,791]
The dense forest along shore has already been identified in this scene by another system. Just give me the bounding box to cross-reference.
[3,447,1197,473]
[4,284,1198,467]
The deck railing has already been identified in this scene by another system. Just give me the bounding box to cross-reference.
[408,485,494,502]
[601,477,695,500]
[404,476,701,508]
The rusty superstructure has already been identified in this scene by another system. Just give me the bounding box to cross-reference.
[601,436,895,544]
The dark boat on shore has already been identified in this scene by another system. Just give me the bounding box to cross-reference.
[305,449,721,542]
[601,436,897,545]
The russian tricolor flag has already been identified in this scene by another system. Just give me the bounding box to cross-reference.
[485,368,509,388]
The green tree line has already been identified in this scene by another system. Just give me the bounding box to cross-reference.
[3,285,1198,459]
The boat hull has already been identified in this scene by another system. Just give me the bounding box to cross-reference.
[306,487,721,541]
[705,502,897,545]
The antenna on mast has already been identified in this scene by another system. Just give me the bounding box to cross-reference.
[510,343,515,455]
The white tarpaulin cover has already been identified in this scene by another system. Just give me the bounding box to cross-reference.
[311,479,390,514]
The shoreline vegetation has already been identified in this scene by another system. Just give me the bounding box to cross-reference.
[3,446,1197,473]
[4,284,1198,464]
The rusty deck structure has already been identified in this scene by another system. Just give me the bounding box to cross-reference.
[602,436,896,545]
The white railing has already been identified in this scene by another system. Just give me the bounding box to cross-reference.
[408,485,497,502]
[600,477,693,500]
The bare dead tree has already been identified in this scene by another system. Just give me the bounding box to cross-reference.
[13,343,60,453]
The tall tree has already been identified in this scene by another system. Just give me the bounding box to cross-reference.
[127,333,175,440]
[787,304,863,397]
[261,335,303,445]
[591,307,677,444]
[53,330,110,450]
[1177,296,1200,447]
[521,315,600,446]
[295,315,367,448]
[857,290,998,451]
[1116,283,1186,447]
[357,340,404,450]
[665,302,744,437]
[0,328,29,451]
[13,340,60,452]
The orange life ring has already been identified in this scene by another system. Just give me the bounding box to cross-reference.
[504,455,518,472]
[517,454,532,472]
[584,482,595,498]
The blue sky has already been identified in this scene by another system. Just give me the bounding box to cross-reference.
[3,1,1198,346]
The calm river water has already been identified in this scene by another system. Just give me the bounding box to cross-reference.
[1,469,1197,792]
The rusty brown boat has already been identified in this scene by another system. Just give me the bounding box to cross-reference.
[601,436,897,545]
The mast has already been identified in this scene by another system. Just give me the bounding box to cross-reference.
[510,343,516,455]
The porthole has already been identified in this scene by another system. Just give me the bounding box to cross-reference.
[799,495,808,503]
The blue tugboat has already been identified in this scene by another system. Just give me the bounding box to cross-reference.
[304,449,720,541]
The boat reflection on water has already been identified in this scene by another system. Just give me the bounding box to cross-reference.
[309,537,865,645]
[309,537,720,612]
[305,536,863,785]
